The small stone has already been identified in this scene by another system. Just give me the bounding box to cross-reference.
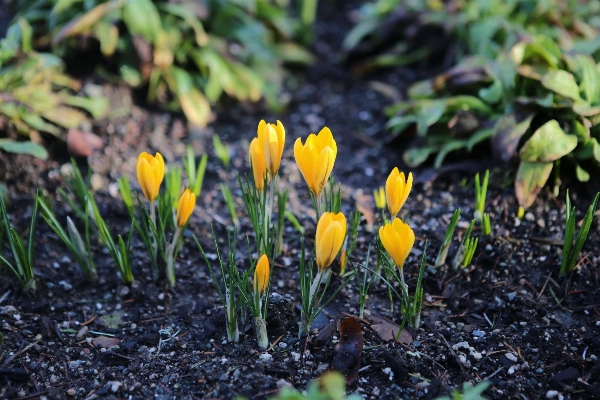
[109,381,122,393]
[66,388,76,397]
[507,292,517,301]
[473,330,485,337]
[525,212,535,221]
[505,353,518,362]
[537,219,545,228]
[76,326,89,340]
[546,390,560,399]
[258,353,273,363]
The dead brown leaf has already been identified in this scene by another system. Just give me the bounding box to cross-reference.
[331,317,364,385]
[369,314,413,343]
[92,336,120,348]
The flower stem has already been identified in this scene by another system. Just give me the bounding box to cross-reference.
[165,227,181,287]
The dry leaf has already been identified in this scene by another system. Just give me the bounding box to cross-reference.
[331,317,364,384]
[67,129,103,157]
[92,336,120,348]
[353,189,374,232]
[369,314,412,343]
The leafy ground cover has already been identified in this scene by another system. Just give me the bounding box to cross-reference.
[1,1,600,399]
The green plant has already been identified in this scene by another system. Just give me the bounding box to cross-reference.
[184,146,207,197]
[0,19,107,157]
[213,135,231,169]
[195,229,241,342]
[298,235,354,337]
[357,244,375,319]
[435,209,460,267]
[560,190,599,274]
[260,371,362,400]
[436,381,490,400]
[221,183,239,228]
[347,0,600,208]
[12,0,313,127]
[38,193,97,281]
[453,220,476,269]
[377,241,428,329]
[0,191,38,292]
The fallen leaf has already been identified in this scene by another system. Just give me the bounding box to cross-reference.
[369,314,413,343]
[331,317,364,385]
[67,129,104,157]
[353,190,374,232]
[92,336,120,348]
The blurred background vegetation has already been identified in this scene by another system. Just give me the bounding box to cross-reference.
[2,0,600,207]
[0,0,314,158]
[344,0,600,207]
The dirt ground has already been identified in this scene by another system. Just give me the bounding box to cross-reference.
[1,1,600,399]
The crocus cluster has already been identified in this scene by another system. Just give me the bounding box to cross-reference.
[136,151,196,286]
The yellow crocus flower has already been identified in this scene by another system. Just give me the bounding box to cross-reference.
[249,137,268,190]
[257,120,285,176]
[315,212,347,270]
[293,127,337,196]
[379,218,415,268]
[386,167,413,218]
[253,254,270,297]
[176,189,196,227]
[373,186,386,210]
[136,152,165,202]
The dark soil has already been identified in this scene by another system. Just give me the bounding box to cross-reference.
[1,2,600,399]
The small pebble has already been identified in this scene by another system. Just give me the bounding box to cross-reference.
[258,353,273,363]
[473,330,485,337]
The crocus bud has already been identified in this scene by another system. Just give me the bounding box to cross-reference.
[249,138,268,190]
[379,218,415,269]
[385,167,412,218]
[315,212,346,270]
[253,254,270,296]
[176,189,196,227]
[136,152,165,201]
[257,120,285,177]
[373,186,386,210]
[293,127,337,196]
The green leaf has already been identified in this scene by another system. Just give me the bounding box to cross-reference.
[386,115,417,136]
[478,78,502,104]
[519,120,577,163]
[515,161,553,208]
[541,70,582,101]
[491,113,534,162]
[577,55,600,104]
[576,165,590,182]
[403,146,438,168]
[63,96,108,119]
[468,128,494,152]
[0,139,48,159]
[416,100,446,136]
[434,140,467,169]
[122,0,162,42]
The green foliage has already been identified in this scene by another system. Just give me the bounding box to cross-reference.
[263,371,362,400]
[11,0,313,127]
[560,190,599,274]
[0,19,107,157]
[436,382,490,400]
[435,208,460,267]
[0,191,38,292]
[347,0,600,208]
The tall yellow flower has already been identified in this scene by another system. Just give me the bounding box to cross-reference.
[294,127,337,196]
[249,138,268,190]
[257,120,285,176]
[253,254,270,297]
[386,167,413,218]
[176,189,196,227]
[315,212,347,270]
[136,152,165,201]
[379,218,415,268]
